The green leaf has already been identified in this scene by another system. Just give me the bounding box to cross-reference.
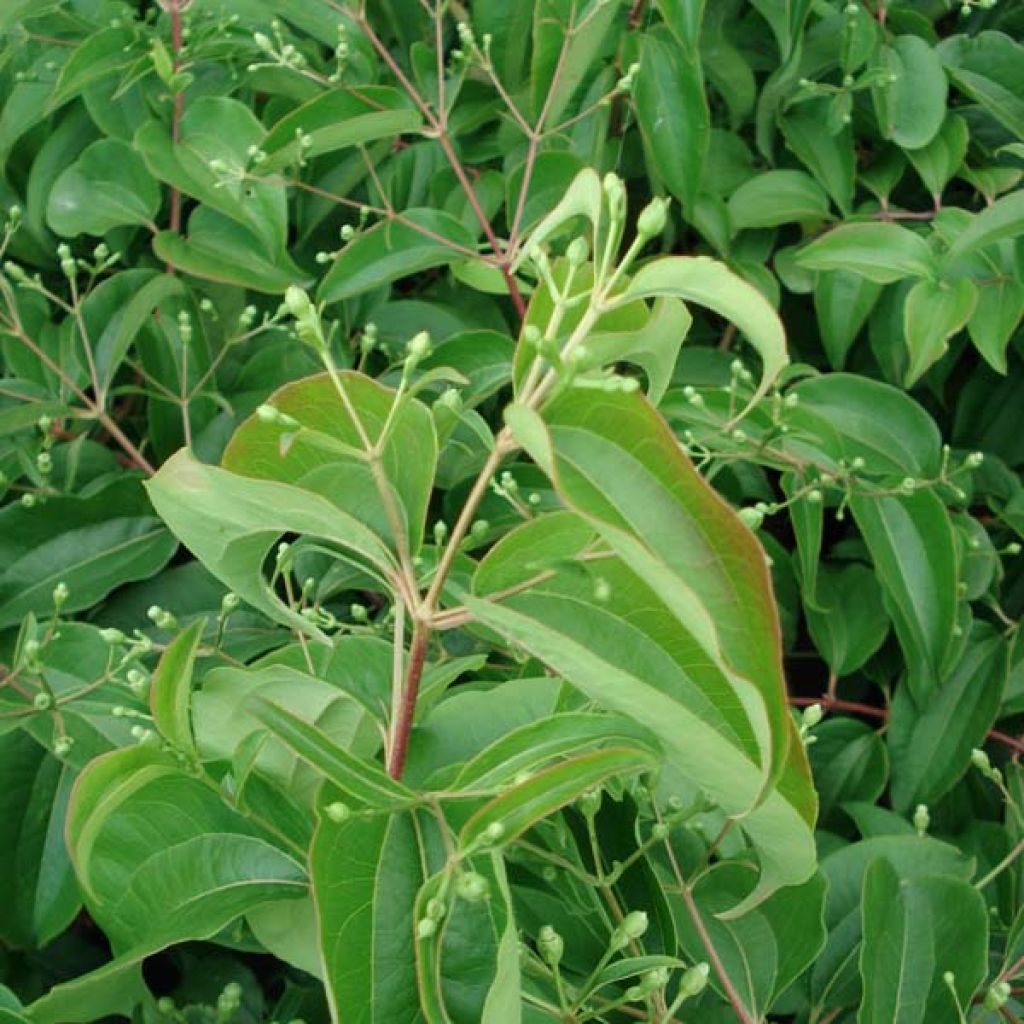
[135,97,288,257]
[938,31,1024,143]
[25,958,147,1024]
[223,372,438,558]
[459,747,657,852]
[809,720,888,826]
[872,35,948,151]
[850,490,958,703]
[247,698,415,810]
[943,190,1024,265]
[48,27,138,110]
[46,139,160,237]
[859,859,987,1024]
[782,374,942,478]
[0,479,177,629]
[452,712,659,792]
[797,223,935,284]
[905,115,969,198]
[149,618,205,756]
[0,731,80,949]
[318,209,476,304]
[145,450,397,638]
[888,624,1009,813]
[727,170,830,232]
[636,26,709,213]
[618,256,789,405]
[805,564,889,678]
[812,271,883,370]
[485,391,817,913]
[153,207,310,294]
[903,277,977,386]
[313,810,427,1024]
[967,276,1024,375]
[782,100,855,215]
[260,86,421,171]
[67,746,306,955]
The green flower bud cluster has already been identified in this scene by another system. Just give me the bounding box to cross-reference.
[147,605,178,631]
[285,286,327,352]
[971,747,1003,785]
[610,910,649,950]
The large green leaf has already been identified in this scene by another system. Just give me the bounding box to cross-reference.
[727,170,830,232]
[797,223,935,284]
[318,210,477,303]
[0,479,177,629]
[617,256,789,405]
[0,731,80,949]
[46,139,160,237]
[260,86,421,171]
[67,746,306,955]
[812,272,883,370]
[938,30,1024,142]
[859,859,987,1024]
[145,450,398,638]
[635,26,708,213]
[222,372,437,559]
[943,190,1024,265]
[313,810,427,1023]
[871,35,948,151]
[850,490,959,703]
[473,389,817,912]
[888,624,1009,813]
[903,277,977,386]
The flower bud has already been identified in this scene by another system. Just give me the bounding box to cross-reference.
[678,962,710,1000]
[53,582,69,608]
[537,925,564,966]
[324,801,350,823]
[406,330,431,363]
[913,803,930,836]
[417,916,438,939]
[802,703,824,729]
[964,451,984,469]
[33,691,52,711]
[54,735,74,758]
[566,235,589,266]
[425,898,447,921]
[603,172,626,221]
[100,628,126,645]
[455,871,490,902]
[610,910,648,949]
[636,197,670,238]
[579,787,602,818]
[737,507,763,531]
[483,821,506,843]
[221,592,240,614]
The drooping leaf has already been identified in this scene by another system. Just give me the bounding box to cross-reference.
[903,277,977,386]
[149,618,205,756]
[727,170,830,232]
[797,223,935,284]
[872,35,948,151]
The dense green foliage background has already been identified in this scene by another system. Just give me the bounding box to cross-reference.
[1,0,1024,1022]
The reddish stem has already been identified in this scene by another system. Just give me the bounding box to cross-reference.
[789,694,1024,756]
[387,621,430,779]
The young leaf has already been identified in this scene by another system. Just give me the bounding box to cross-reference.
[872,35,948,151]
[149,617,205,756]
[903,277,977,387]
[727,170,831,232]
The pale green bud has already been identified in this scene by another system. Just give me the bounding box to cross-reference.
[610,910,648,949]
[636,196,670,238]
[324,801,350,823]
[537,925,564,966]
[738,507,763,531]
[33,691,52,711]
[566,235,589,266]
[913,803,930,836]
[53,582,69,607]
[455,871,490,902]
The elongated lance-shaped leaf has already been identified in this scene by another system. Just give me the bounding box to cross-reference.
[478,390,817,913]
[614,256,788,405]
[149,617,205,756]
[248,698,416,810]
[145,449,398,638]
[454,712,660,791]
[459,747,658,852]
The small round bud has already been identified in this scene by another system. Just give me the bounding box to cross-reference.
[54,735,74,758]
[483,821,506,843]
[425,898,447,921]
[33,691,53,711]
[1006,543,1022,556]
[679,963,711,999]
[455,871,490,902]
[900,477,916,495]
[806,489,823,504]
[580,788,602,818]
[737,507,764,531]
[965,451,985,469]
[470,519,489,540]
[100,628,126,645]
[406,330,431,362]
[637,197,670,238]
[324,801,350,823]
[971,748,992,773]
[802,703,824,728]
[221,592,240,613]
[913,803,930,836]
[53,582,69,607]
[522,325,543,348]
[566,235,589,266]
[651,822,670,841]
[417,916,438,939]
[21,493,37,508]
[593,578,612,603]
[537,925,564,966]
[611,910,649,949]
